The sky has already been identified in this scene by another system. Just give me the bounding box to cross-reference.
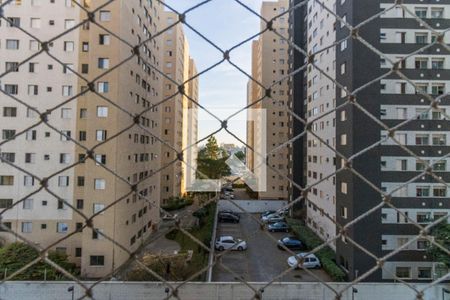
[164,0,265,146]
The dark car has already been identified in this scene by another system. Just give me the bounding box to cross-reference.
[218,212,240,223]
[277,237,306,250]
[261,210,276,218]
[268,221,290,232]
[219,210,239,217]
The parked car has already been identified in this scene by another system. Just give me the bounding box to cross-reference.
[215,236,247,251]
[261,210,276,218]
[219,210,239,217]
[268,222,290,232]
[162,213,178,221]
[287,253,321,269]
[277,237,306,250]
[218,212,240,223]
[262,214,285,224]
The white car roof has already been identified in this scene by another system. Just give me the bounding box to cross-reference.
[218,235,234,240]
[296,253,318,258]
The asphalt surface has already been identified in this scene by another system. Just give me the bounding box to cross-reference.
[212,213,331,282]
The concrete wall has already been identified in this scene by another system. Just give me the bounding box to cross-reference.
[0,282,446,300]
[218,200,288,213]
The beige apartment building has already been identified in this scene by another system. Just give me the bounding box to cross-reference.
[0,0,165,278]
[247,0,291,200]
[160,12,198,203]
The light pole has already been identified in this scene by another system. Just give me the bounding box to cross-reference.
[352,288,358,300]
[67,286,74,300]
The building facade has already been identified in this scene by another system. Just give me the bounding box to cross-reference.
[248,0,291,200]
[291,0,450,281]
[0,0,166,278]
[160,12,198,203]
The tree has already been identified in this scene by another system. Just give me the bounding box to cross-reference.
[196,136,231,179]
[234,150,245,162]
[0,242,78,280]
[427,221,450,268]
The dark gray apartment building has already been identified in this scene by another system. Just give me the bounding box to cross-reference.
[290,0,450,282]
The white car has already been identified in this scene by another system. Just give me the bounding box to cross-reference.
[287,253,321,269]
[215,236,247,251]
[261,213,284,223]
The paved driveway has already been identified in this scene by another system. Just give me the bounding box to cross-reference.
[212,213,330,283]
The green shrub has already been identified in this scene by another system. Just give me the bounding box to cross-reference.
[287,219,346,282]
[0,243,78,280]
[162,197,194,211]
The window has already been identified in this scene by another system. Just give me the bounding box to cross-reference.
[92,229,103,240]
[30,18,41,28]
[415,58,428,69]
[95,154,106,165]
[99,34,110,45]
[415,8,427,18]
[58,176,69,187]
[96,130,107,141]
[1,153,15,163]
[77,176,85,187]
[417,240,430,250]
[29,63,37,73]
[21,222,32,233]
[416,186,430,197]
[60,153,70,164]
[99,11,111,21]
[432,134,446,146]
[3,107,17,117]
[417,212,432,223]
[61,108,72,119]
[29,40,40,51]
[5,84,18,95]
[395,267,411,279]
[5,62,19,72]
[25,153,36,164]
[82,42,89,52]
[7,17,20,27]
[57,223,68,233]
[340,206,348,219]
[431,84,445,95]
[76,199,84,210]
[98,58,109,69]
[2,129,16,140]
[6,39,19,50]
[433,160,446,171]
[415,33,428,44]
[75,248,82,257]
[0,176,14,186]
[418,267,432,279]
[94,179,106,190]
[27,85,38,95]
[431,58,445,70]
[64,41,74,52]
[64,19,75,29]
[90,255,105,266]
[341,182,348,194]
[433,186,447,197]
[431,8,444,18]
[97,82,109,93]
[60,130,71,141]
[22,198,33,210]
[97,106,108,117]
[415,134,429,145]
[24,176,35,187]
[0,199,13,209]
[93,203,105,214]
[62,85,73,96]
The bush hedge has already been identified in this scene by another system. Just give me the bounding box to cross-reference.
[287,219,347,282]
[161,197,194,211]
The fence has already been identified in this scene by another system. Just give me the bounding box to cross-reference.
[0,0,449,299]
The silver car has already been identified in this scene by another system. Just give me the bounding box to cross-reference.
[215,236,247,251]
